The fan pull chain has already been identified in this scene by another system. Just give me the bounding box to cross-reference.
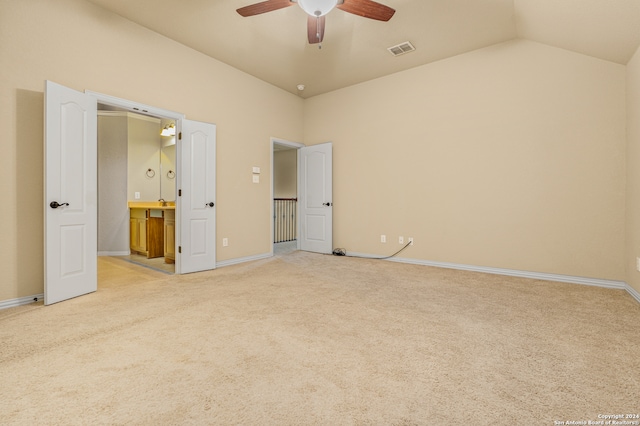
[316,16,322,49]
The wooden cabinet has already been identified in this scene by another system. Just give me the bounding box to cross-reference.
[130,206,175,262]
[130,209,148,254]
[147,210,164,259]
[164,209,175,263]
[130,208,164,258]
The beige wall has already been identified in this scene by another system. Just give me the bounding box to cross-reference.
[274,150,297,198]
[626,45,640,294]
[0,0,303,301]
[97,114,129,254]
[304,39,627,281]
[127,115,162,202]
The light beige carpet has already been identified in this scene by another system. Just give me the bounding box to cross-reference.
[1,252,639,425]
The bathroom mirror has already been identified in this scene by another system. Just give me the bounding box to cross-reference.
[97,108,176,202]
[160,142,176,201]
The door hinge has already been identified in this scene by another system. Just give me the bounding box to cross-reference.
[178,246,182,254]
[178,132,182,140]
[179,189,182,197]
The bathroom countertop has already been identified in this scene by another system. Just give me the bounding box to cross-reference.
[128,201,175,209]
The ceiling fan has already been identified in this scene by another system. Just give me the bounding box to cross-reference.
[237,0,395,45]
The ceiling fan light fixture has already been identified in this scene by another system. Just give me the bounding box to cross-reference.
[298,0,338,17]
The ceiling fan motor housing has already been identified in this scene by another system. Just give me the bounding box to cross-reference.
[298,0,339,17]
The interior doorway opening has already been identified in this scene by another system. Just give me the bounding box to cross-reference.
[271,138,304,256]
[96,102,180,275]
[45,82,217,305]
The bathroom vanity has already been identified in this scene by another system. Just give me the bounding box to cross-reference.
[129,202,175,263]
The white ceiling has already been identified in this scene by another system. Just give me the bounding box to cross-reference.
[85,0,640,98]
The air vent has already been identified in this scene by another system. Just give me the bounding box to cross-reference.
[387,41,415,57]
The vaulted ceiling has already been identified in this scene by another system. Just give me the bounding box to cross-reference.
[85,0,640,98]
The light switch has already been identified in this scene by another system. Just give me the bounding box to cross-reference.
[252,175,260,183]
[252,166,261,174]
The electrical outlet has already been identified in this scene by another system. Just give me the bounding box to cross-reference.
[399,236,404,244]
[408,237,414,245]
[134,192,140,200]
[380,235,386,243]
[223,238,228,247]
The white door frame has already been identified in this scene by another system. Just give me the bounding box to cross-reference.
[85,91,188,273]
[270,137,304,256]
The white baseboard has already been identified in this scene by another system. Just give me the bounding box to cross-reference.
[98,251,130,256]
[393,256,626,289]
[347,251,629,290]
[0,294,44,310]
[626,283,640,304]
[216,252,272,268]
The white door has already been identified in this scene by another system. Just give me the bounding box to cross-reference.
[299,142,333,254]
[177,119,216,274]
[44,81,97,305]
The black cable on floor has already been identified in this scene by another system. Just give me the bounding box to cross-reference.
[332,241,413,260]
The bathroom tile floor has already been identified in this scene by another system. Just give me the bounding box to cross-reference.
[119,254,175,274]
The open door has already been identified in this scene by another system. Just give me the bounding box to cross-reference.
[44,81,97,305]
[177,119,216,274]
[299,142,333,254]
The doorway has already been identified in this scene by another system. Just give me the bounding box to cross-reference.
[89,90,218,277]
[270,138,334,257]
[271,138,303,256]
[97,104,177,274]
[45,81,217,305]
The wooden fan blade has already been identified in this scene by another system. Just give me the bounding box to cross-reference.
[237,0,293,17]
[337,0,395,21]
[307,15,326,44]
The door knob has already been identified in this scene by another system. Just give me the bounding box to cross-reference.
[206,202,215,207]
[50,201,69,209]
[322,202,332,206]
